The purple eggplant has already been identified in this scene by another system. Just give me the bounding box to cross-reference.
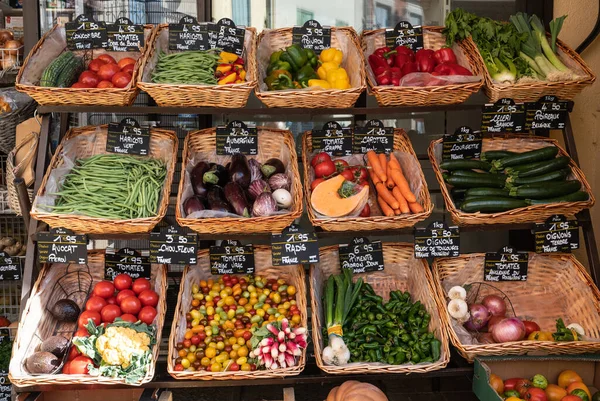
[261,158,285,178]
[248,179,271,201]
[203,163,228,187]
[224,182,250,217]
[268,173,291,191]
[248,158,263,181]
[183,195,205,216]
[228,154,251,189]
[190,161,211,198]
[252,192,277,217]
[207,185,232,213]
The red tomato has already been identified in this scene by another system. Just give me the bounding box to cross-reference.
[78,310,101,329]
[96,80,114,88]
[78,71,99,88]
[229,362,240,371]
[121,63,135,75]
[113,273,133,291]
[515,379,532,398]
[97,63,121,81]
[359,204,370,217]
[138,306,157,325]
[332,159,349,172]
[93,281,115,299]
[88,58,106,72]
[106,296,117,305]
[120,296,142,315]
[138,290,159,307]
[523,320,541,336]
[74,327,89,338]
[117,57,136,69]
[525,388,547,401]
[100,304,122,323]
[340,169,355,181]
[310,178,325,191]
[120,313,138,323]
[62,361,71,374]
[70,356,93,375]
[560,397,582,401]
[111,71,131,88]
[97,54,117,64]
[67,346,80,361]
[85,296,107,313]
[132,278,151,295]
[174,364,184,371]
[116,289,136,305]
[504,378,525,392]
[353,166,368,181]
[314,160,336,178]
[310,152,331,167]
[71,82,88,88]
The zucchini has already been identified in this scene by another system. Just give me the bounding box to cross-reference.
[451,188,468,196]
[40,51,75,87]
[509,180,581,199]
[481,150,517,161]
[446,175,506,189]
[506,157,570,178]
[55,55,84,88]
[527,191,590,205]
[465,187,510,198]
[440,159,492,171]
[460,197,528,213]
[492,147,559,170]
[452,170,499,177]
[506,168,570,188]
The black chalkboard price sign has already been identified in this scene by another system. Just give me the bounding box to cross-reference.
[38,228,88,264]
[107,17,144,52]
[66,14,108,50]
[352,119,394,154]
[292,20,332,54]
[106,118,150,156]
[168,16,209,51]
[149,225,197,265]
[339,237,384,274]
[210,18,245,56]
[0,369,10,401]
[104,248,151,280]
[484,246,528,282]
[442,126,482,161]
[271,224,319,266]
[0,252,21,281]
[311,121,353,157]
[215,120,258,155]
[414,221,460,258]
[525,96,568,130]
[210,241,255,274]
[534,214,579,254]
[384,21,424,51]
[481,98,526,133]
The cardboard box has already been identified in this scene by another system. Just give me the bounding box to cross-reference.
[17,389,144,401]
[473,356,600,401]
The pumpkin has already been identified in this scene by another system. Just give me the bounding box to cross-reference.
[327,380,388,401]
[310,175,369,217]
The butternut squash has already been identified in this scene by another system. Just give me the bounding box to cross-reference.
[329,381,388,401]
[310,175,369,218]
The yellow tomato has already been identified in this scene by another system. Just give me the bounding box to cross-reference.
[237,346,248,357]
[489,373,504,395]
[558,370,583,388]
[287,285,297,296]
[210,362,221,372]
[205,347,217,359]
[545,384,567,401]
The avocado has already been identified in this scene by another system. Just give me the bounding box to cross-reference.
[25,351,60,374]
[51,299,80,322]
[40,335,69,357]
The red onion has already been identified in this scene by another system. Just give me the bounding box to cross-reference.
[463,303,490,331]
[482,295,507,317]
[477,333,495,344]
[491,318,526,342]
[486,315,504,332]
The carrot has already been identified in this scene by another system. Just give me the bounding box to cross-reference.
[377,196,395,217]
[394,208,402,215]
[386,164,395,189]
[392,186,410,214]
[367,162,381,185]
[366,150,386,182]
[388,152,401,170]
[389,168,416,203]
[409,201,425,213]
[375,182,399,209]
[378,153,388,178]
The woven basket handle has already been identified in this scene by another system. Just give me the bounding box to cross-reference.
[9,130,39,179]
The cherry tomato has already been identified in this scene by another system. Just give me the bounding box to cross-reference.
[117,57,136,69]
[88,58,106,72]
[97,54,117,64]
[78,71,99,88]
[242,331,252,341]
[138,306,157,325]
[113,273,133,291]
[70,356,93,375]
[138,289,159,307]
[111,71,131,88]
[311,178,325,191]
[229,362,240,371]
[96,80,114,88]
[97,63,121,81]
[120,313,138,323]
[116,289,136,305]
[340,169,354,181]
[74,327,89,338]
[314,159,336,178]
[85,296,107,313]
[359,204,370,217]
[332,159,349,172]
[174,364,184,371]
[120,296,142,315]
[132,278,151,295]
[101,304,122,323]
[353,166,368,181]
[62,361,71,374]
[93,281,115,299]
[121,63,135,75]
[106,296,117,305]
[67,346,80,361]
[78,310,101,329]
[310,152,331,167]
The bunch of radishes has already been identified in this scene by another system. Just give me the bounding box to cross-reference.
[249,318,307,370]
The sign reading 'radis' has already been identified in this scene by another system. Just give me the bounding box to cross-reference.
[271,224,319,266]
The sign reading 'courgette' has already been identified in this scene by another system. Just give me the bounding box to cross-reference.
[442,126,482,161]
[292,19,331,54]
[311,121,353,157]
[339,237,384,274]
[385,21,424,50]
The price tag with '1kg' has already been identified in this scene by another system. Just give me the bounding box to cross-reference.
[104,248,151,280]
[216,120,258,155]
[413,221,460,258]
[442,126,482,161]
[311,121,353,157]
[210,240,255,274]
[484,246,528,282]
[106,118,150,156]
[292,19,331,54]
[384,21,424,50]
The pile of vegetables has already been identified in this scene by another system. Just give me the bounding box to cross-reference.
[489,369,599,401]
[183,154,293,218]
[368,45,472,86]
[151,50,246,85]
[173,274,303,373]
[45,154,167,219]
[442,146,589,213]
[0,236,25,256]
[0,29,23,71]
[326,381,389,401]
[41,53,135,88]
[444,9,580,84]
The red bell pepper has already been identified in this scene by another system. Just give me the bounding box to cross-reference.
[401,61,418,76]
[375,68,392,85]
[395,45,415,61]
[433,62,472,76]
[373,46,396,66]
[368,53,389,71]
[433,47,457,65]
[374,46,391,57]
[389,67,402,86]
[415,48,434,62]
[417,56,436,73]
[394,53,412,70]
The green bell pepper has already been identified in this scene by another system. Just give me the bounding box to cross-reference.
[264,70,294,91]
[281,44,308,71]
[269,50,283,65]
[267,60,292,75]
[306,48,318,67]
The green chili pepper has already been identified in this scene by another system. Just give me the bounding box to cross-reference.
[430,339,441,361]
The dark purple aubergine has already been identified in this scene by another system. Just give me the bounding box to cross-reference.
[224,182,250,217]
[228,154,251,189]
[260,158,285,178]
[207,186,232,213]
[203,164,228,187]
[183,195,205,216]
[190,161,211,198]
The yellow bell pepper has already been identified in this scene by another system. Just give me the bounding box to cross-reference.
[216,64,233,75]
[308,79,331,89]
[238,70,246,80]
[319,48,343,65]
[219,51,239,63]
[218,72,238,85]
[326,67,350,89]
[528,331,553,341]
[317,61,339,80]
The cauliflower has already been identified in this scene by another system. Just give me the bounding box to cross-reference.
[95,326,151,368]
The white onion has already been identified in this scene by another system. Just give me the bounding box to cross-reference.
[491,317,526,342]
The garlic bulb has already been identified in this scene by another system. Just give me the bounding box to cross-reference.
[448,299,469,322]
[448,286,467,300]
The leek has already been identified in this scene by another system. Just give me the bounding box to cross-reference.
[549,15,566,53]
[529,14,571,72]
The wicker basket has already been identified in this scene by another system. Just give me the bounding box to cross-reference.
[176,127,302,234]
[16,24,156,106]
[9,250,168,386]
[361,26,484,106]
[167,247,308,380]
[432,252,600,362]
[303,129,432,231]
[137,24,257,108]
[255,27,366,108]
[6,129,37,216]
[30,125,177,234]
[310,243,450,374]
[461,35,595,102]
[0,95,36,155]
[428,135,595,226]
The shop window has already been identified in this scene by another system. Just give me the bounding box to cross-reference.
[232,0,251,26]
[296,8,313,25]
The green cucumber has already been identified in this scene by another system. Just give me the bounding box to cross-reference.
[492,147,559,170]
[41,51,75,87]
[481,150,517,161]
[446,175,506,189]
[440,159,492,171]
[460,197,528,213]
[527,191,590,205]
[509,180,581,199]
[506,168,570,187]
[452,170,499,177]
[55,55,84,88]
[465,187,510,198]
[506,157,570,178]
